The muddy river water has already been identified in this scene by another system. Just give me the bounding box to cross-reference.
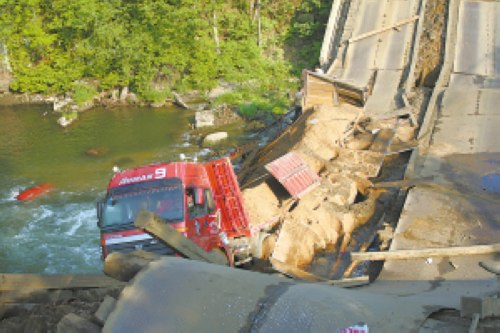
[0,104,250,273]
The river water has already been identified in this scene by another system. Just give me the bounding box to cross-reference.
[0,104,250,273]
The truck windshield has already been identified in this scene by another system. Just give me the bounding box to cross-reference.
[102,178,184,227]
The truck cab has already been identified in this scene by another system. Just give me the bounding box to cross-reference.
[97,158,252,264]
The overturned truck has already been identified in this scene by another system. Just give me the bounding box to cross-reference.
[97,157,271,267]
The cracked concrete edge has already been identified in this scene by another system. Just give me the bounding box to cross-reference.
[405,0,461,179]
[319,0,346,67]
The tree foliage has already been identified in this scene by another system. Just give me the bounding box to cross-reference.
[1,0,329,110]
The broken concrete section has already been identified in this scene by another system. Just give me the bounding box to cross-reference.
[103,257,433,332]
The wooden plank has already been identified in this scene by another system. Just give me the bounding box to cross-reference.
[351,243,500,261]
[134,210,226,265]
[0,274,124,291]
[270,258,369,288]
[348,15,419,44]
[372,176,435,189]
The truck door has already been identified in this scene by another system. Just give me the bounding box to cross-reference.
[185,188,215,251]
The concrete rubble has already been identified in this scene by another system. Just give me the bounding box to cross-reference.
[238,103,417,276]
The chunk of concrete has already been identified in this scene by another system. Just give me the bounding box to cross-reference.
[56,313,100,333]
[461,295,500,319]
[195,110,215,128]
[95,296,117,325]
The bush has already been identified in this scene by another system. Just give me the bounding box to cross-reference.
[72,83,97,105]
[141,88,171,103]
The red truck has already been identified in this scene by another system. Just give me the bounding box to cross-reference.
[97,158,255,266]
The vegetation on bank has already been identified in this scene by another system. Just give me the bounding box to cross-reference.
[0,0,331,116]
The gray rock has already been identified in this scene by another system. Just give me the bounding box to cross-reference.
[56,313,100,333]
[94,296,117,325]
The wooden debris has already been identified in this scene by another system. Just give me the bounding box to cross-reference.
[270,258,325,282]
[270,258,369,288]
[134,210,227,265]
[347,15,419,44]
[372,176,434,189]
[0,274,124,291]
[351,243,500,261]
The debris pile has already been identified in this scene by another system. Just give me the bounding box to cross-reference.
[238,103,418,278]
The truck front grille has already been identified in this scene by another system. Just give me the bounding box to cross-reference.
[107,238,176,256]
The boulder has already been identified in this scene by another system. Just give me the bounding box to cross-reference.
[203,132,228,145]
[94,296,117,325]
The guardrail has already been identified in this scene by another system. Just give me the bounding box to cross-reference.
[319,0,349,69]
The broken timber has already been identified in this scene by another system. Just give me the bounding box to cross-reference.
[372,176,434,189]
[302,70,369,109]
[347,15,419,44]
[351,243,500,261]
[270,258,369,288]
[0,274,124,291]
[134,210,227,265]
